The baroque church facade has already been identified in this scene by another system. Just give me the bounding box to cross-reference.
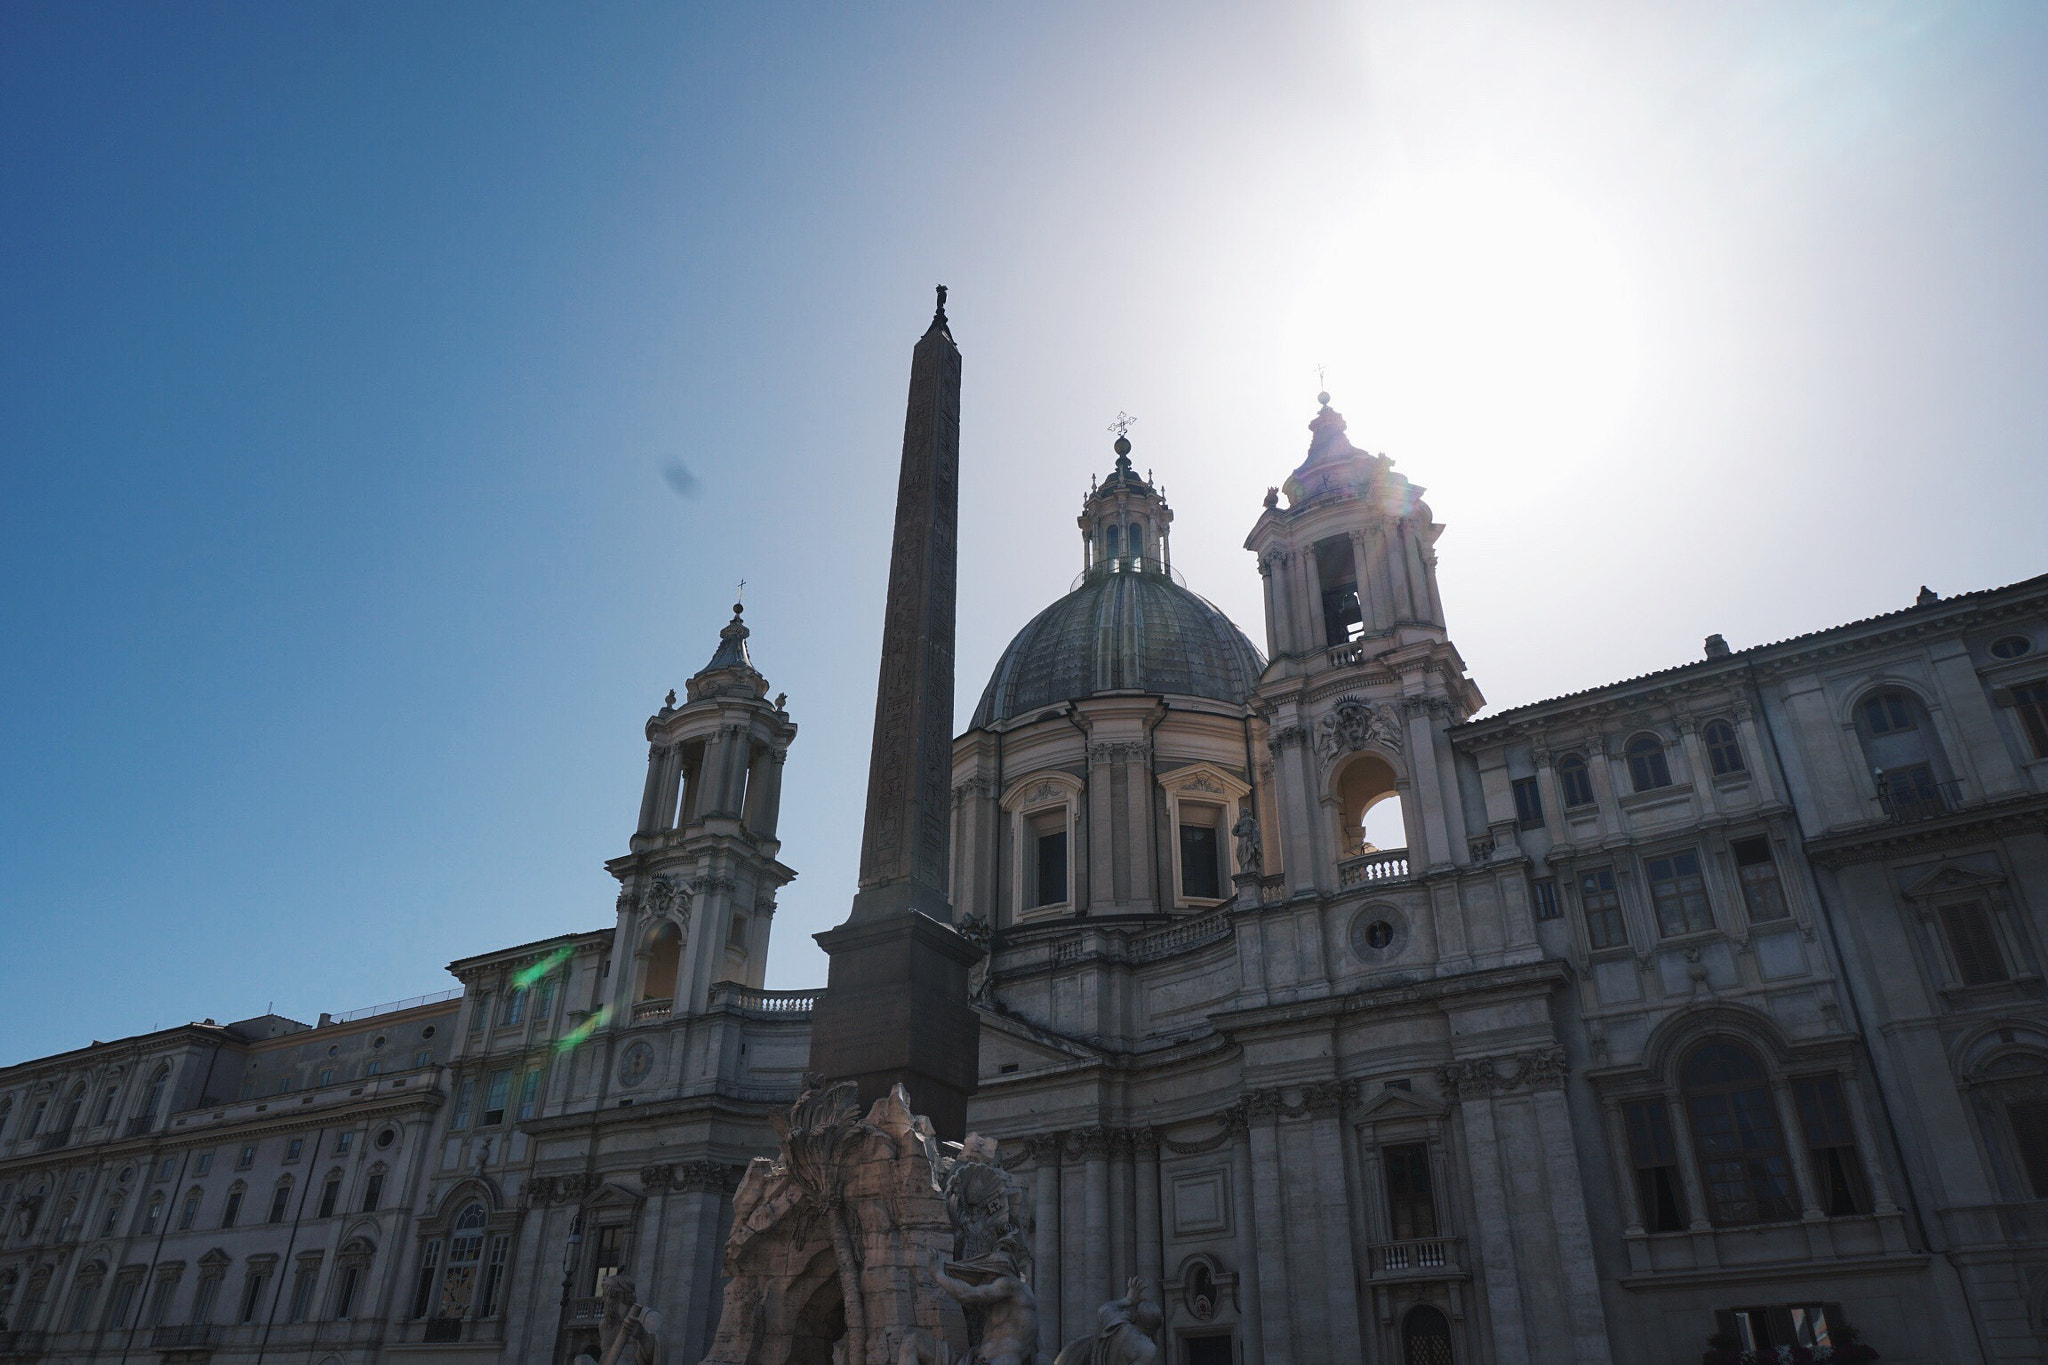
[4,394,2048,1365]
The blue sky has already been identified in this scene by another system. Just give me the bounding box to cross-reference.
[3,2,2045,1063]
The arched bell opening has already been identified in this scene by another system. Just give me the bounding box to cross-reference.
[639,922,681,1003]
[1335,753,1407,859]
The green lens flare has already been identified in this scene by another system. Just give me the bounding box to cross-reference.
[555,1004,611,1054]
[512,945,575,991]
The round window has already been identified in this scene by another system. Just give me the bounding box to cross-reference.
[1991,635,2033,660]
[619,1042,655,1088]
[374,1127,396,1150]
[327,1045,338,1058]
[1350,908,1405,960]
[371,1035,386,1050]
[421,1025,436,1040]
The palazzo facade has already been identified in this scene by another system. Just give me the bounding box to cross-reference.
[4,398,2048,1365]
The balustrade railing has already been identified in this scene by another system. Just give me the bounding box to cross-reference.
[124,1115,156,1138]
[1876,775,1963,824]
[1370,1237,1459,1275]
[629,998,673,1023]
[1338,847,1411,888]
[707,985,821,1015]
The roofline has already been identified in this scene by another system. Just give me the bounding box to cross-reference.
[1455,571,2048,736]
[447,927,614,974]
[0,1020,236,1079]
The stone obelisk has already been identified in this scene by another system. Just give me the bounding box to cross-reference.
[808,287,981,1139]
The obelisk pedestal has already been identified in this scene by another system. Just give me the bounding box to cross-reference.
[808,288,980,1139]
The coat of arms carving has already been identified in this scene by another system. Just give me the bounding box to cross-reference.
[1314,697,1403,764]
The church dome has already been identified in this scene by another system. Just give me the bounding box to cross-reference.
[970,566,1266,727]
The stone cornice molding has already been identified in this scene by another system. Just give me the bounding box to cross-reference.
[1804,795,2048,868]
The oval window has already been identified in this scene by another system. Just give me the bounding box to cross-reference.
[1990,635,2032,660]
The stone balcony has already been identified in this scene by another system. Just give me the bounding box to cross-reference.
[1368,1236,1466,1281]
[1339,846,1411,889]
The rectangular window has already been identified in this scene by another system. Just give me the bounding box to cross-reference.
[96,1086,118,1125]
[411,1240,442,1319]
[66,1280,98,1331]
[178,1193,200,1231]
[288,1268,317,1323]
[1880,762,1944,819]
[361,1171,383,1212]
[1032,829,1068,908]
[1381,1143,1437,1239]
[1558,759,1596,808]
[453,1077,476,1128]
[221,1189,243,1228]
[159,1156,176,1180]
[1623,1100,1688,1231]
[503,989,525,1026]
[106,1276,140,1330]
[196,1152,213,1175]
[1579,868,1627,949]
[1646,850,1714,936]
[1720,1304,1840,1354]
[1942,902,2010,986]
[416,1050,433,1069]
[238,1271,268,1325]
[286,1137,304,1161]
[469,993,492,1032]
[146,1278,178,1329]
[236,1145,255,1170]
[1512,777,1543,829]
[2009,1099,2048,1198]
[317,1068,334,1087]
[517,1069,542,1122]
[1688,1087,1797,1226]
[1531,878,1560,922]
[536,978,557,1021]
[269,1184,291,1223]
[589,1225,625,1296]
[483,1070,511,1126]
[2015,681,2048,759]
[1792,1075,1869,1216]
[334,1133,351,1156]
[1179,822,1222,900]
[478,1236,509,1318]
[333,1263,361,1320]
[319,1179,340,1219]
[1731,837,1788,921]
[365,1059,382,1077]
[727,911,750,950]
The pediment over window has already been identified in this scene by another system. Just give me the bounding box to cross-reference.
[1902,864,2005,901]
[1352,1086,1447,1126]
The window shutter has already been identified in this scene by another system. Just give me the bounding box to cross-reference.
[1942,903,2009,985]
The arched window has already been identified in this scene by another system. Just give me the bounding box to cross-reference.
[1402,1304,1454,1365]
[268,1178,293,1224]
[0,1097,12,1137]
[1625,734,1672,792]
[142,1065,169,1126]
[1703,720,1745,776]
[1556,754,1595,808]
[432,1203,489,1321]
[142,1192,164,1235]
[101,1197,124,1237]
[1855,687,1951,819]
[178,1187,202,1231]
[221,1182,246,1228]
[361,1167,385,1213]
[55,1197,76,1239]
[640,922,681,1002]
[1681,1042,1795,1226]
[59,1083,86,1133]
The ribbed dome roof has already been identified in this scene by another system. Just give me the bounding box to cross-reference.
[971,567,1266,728]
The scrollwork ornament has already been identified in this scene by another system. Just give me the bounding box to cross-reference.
[1314,697,1404,764]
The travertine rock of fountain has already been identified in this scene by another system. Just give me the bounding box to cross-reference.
[1050,1280,1162,1365]
[699,1081,1037,1365]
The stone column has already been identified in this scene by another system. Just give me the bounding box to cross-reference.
[1134,1130,1162,1287]
[1083,1131,1110,1310]
[1109,1130,1133,1290]
[1258,555,1281,660]
[1246,1096,1295,1365]
[1676,715,1719,816]
[1274,727,1320,898]
[1348,529,1384,636]
[1602,1101,1646,1236]
[755,750,786,839]
[1661,1096,1720,1265]
[1228,1111,1265,1363]
[1445,1080,1531,1365]
[1088,745,1116,912]
[1384,522,1417,622]
[1773,1079,1827,1223]
[1531,747,1564,842]
[1421,540,1447,627]
[638,744,667,833]
[1403,697,1455,868]
[1308,1086,1364,1360]
[1532,1085,1614,1363]
[1124,748,1155,909]
[1299,545,1326,652]
[1587,734,1625,841]
[1032,1138,1062,1350]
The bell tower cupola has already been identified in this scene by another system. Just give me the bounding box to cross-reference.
[1078,421,1173,576]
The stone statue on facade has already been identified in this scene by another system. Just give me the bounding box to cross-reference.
[1051,1279,1162,1365]
[575,1274,663,1365]
[1230,809,1261,876]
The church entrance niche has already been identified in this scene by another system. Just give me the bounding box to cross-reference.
[1336,754,1405,858]
[640,921,680,1002]
[787,1272,845,1365]
[1402,1304,1453,1365]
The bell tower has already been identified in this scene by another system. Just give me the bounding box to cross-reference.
[1245,394,1484,893]
[604,601,797,1022]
